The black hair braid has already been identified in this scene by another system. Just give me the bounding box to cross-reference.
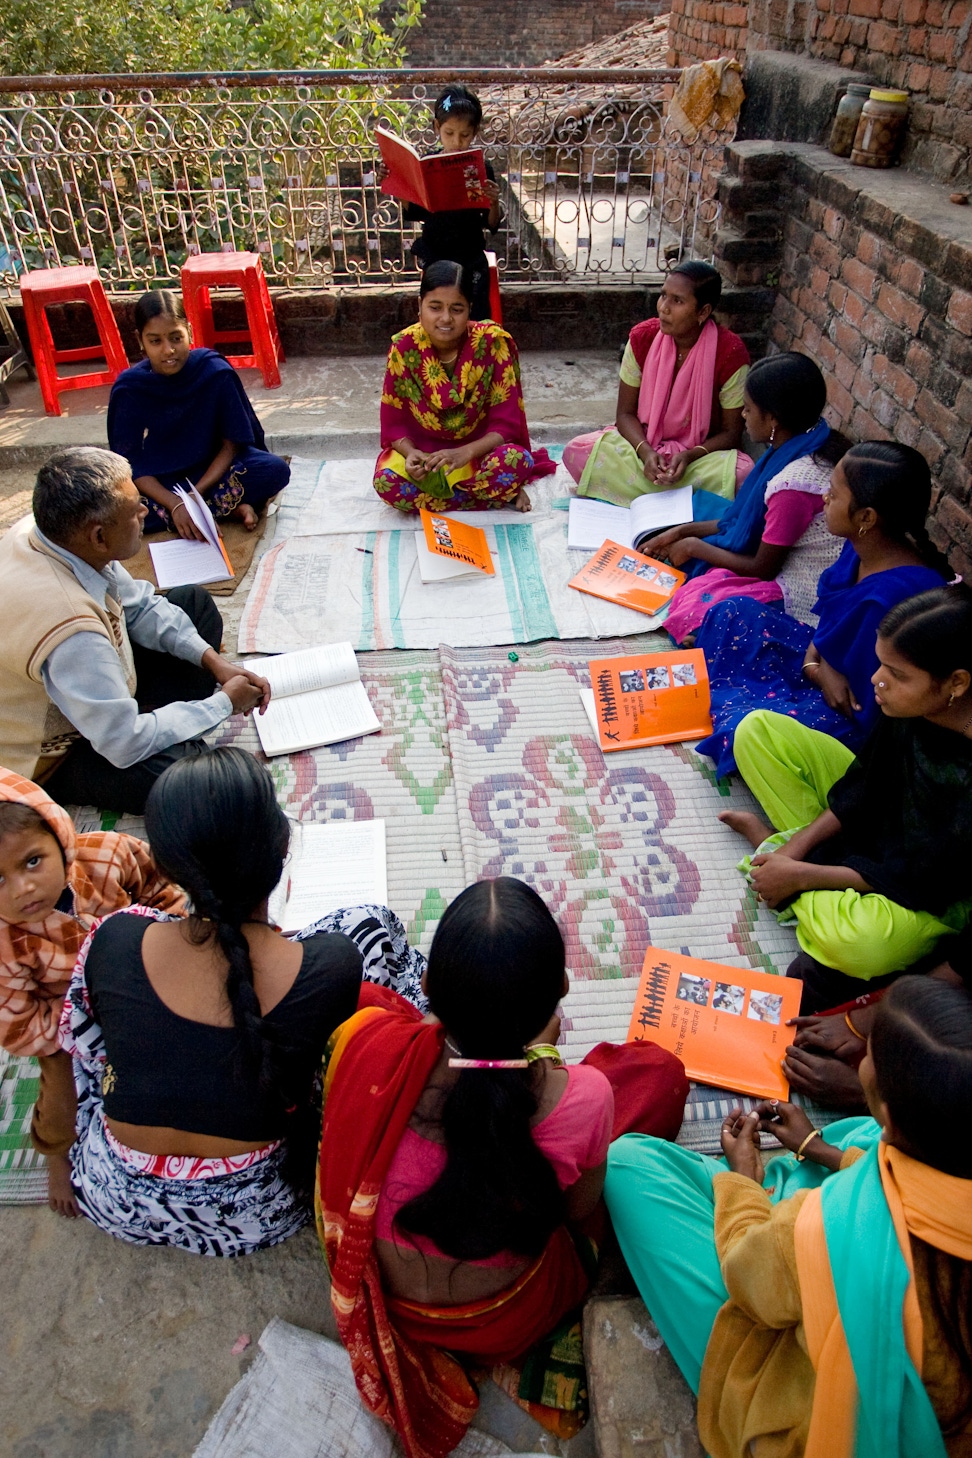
[905,517,954,579]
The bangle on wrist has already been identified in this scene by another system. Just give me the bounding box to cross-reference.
[635,440,650,461]
[803,660,820,676]
[696,444,710,457]
[844,1011,867,1042]
[525,1043,564,1067]
[795,1128,822,1162]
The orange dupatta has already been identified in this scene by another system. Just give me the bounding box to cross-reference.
[794,1141,972,1458]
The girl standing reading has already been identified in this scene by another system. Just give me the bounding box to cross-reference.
[402,84,501,321]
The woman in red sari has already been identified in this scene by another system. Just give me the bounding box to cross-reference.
[374,261,554,514]
[317,877,687,1458]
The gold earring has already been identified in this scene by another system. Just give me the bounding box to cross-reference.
[858,526,868,538]
[949,692,956,707]
[769,425,776,445]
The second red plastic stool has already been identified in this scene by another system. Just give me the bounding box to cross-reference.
[181,252,285,389]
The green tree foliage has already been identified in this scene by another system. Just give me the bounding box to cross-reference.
[0,0,423,75]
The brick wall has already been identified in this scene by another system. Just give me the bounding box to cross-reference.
[666,0,749,66]
[667,0,972,185]
[392,0,665,67]
[715,139,972,575]
[805,0,972,182]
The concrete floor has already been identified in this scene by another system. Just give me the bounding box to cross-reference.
[0,351,619,467]
[0,353,620,1457]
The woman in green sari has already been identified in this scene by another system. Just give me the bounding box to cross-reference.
[605,975,972,1458]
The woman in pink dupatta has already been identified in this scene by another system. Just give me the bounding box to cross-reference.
[565,262,751,506]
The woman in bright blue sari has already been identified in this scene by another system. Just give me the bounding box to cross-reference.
[108,290,289,537]
[693,442,949,777]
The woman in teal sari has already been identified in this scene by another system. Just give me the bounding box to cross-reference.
[605,975,972,1458]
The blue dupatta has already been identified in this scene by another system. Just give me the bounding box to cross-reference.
[820,1145,948,1458]
[683,417,832,580]
[107,348,265,479]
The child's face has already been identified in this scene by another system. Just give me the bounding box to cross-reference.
[138,314,192,376]
[0,827,67,924]
[436,116,478,152]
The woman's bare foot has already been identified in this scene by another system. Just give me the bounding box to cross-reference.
[47,1153,80,1218]
[514,489,532,513]
[232,503,259,531]
[719,810,772,848]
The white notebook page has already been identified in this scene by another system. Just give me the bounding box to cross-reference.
[149,537,231,590]
[269,819,387,931]
[254,680,380,757]
[244,642,359,700]
[629,484,694,539]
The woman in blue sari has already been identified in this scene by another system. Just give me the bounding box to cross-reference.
[108,290,290,538]
[692,442,950,778]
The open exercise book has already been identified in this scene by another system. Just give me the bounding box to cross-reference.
[268,819,387,934]
[581,648,712,751]
[627,947,803,1100]
[569,540,685,618]
[376,127,489,212]
[567,486,693,553]
[147,484,234,589]
[243,643,380,757]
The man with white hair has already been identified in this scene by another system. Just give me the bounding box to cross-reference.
[0,446,270,812]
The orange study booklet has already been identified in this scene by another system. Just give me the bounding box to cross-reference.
[376,128,489,212]
[420,509,495,576]
[627,948,803,1100]
[569,540,685,617]
[587,649,711,751]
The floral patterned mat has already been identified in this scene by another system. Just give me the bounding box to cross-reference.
[0,637,823,1203]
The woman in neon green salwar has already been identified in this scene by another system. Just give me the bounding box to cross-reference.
[720,585,972,1012]
[604,976,972,1458]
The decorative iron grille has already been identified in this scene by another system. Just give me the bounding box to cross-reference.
[0,69,728,294]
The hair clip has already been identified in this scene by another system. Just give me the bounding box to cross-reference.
[448,1057,529,1069]
[441,95,452,112]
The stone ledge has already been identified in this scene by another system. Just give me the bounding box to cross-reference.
[738,50,876,148]
[583,1295,703,1458]
[727,139,972,285]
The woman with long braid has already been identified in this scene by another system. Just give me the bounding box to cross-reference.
[61,748,427,1255]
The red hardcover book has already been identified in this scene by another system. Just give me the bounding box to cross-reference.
[376,127,489,212]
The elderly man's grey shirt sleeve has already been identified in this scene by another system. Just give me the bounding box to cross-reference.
[42,634,232,769]
[113,563,211,664]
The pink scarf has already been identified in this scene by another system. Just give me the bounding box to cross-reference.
[638,317,719,464]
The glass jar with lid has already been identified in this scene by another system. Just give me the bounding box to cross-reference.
[851,89,910,167]
[829,83,872,157]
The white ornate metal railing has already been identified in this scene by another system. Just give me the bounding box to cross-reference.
[0,69,727,293]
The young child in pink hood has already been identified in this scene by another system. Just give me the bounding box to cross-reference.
[0,767,185,1215]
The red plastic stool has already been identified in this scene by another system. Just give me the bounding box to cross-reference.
[19,266,129,417]
[486,251,503,325]
[181,252,285,389]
